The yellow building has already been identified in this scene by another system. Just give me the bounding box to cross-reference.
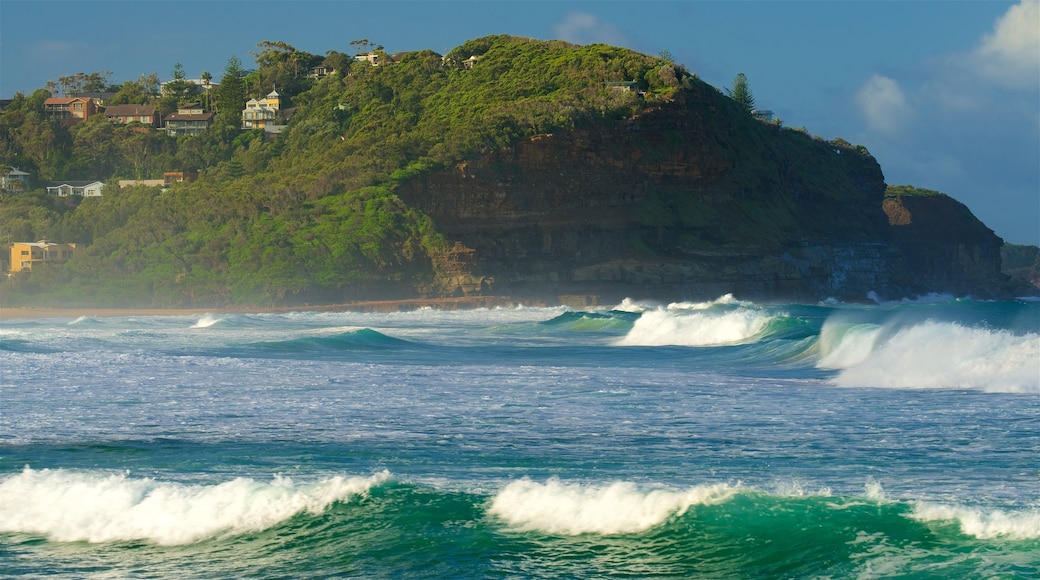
[241,88,281,130]
[9,241,76,273]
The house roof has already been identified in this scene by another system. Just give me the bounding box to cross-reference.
[6,168,30,176]
[164,112,215,121]
[47,180,104,188]
[44,97,89,104]
[104,104,157,116]
[14,241,63,248]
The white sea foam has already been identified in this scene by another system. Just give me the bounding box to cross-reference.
[817,319,1040,393]
[910,502,1040,540]
[487,478,736,535]
[611,298,659,313]
[191,314,222,329]
[615,303,774,347]
[0,467,390,545]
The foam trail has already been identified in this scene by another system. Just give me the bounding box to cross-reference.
[616,306,773,347]
[0,467,390,545]
[488,478,736,535]
[818,320,1039,393]
[910,502,1040,540]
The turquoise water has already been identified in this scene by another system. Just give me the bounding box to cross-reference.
[2,296,1038,578]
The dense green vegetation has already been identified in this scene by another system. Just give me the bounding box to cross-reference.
[1001,243,1040,287]
[1,36,693,307]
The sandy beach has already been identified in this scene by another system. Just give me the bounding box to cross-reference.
[0,296,543,320]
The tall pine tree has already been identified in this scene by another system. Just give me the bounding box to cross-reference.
[726,72,755,113]
[216,55,247,133]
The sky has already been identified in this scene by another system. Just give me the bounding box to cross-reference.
[2,1,1037,245]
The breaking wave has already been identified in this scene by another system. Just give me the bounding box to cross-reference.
[488,477,738,535]
[0,467,390,545]
[615,297,783,347]
[817,318,1040,393]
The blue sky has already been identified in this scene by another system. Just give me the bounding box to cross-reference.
[2,1,1037,244]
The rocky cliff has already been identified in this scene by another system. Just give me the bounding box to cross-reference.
[396,84,1014,304]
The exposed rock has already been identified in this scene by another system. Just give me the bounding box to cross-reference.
[397,86,1016,303]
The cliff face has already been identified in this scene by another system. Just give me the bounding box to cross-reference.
[883,195,1007,297]
[397,85,1011,303]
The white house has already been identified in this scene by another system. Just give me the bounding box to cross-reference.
[1,168,30,192]
[46,180,105,197]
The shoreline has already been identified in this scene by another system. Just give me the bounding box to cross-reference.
[0,296,546,321]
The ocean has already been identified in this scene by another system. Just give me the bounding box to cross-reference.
[1,295,1038,578]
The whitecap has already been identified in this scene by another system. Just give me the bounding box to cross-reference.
[487,477,736,535]
[0,467,390,545]
[818,319,1039,393]
[910,501,1040,540]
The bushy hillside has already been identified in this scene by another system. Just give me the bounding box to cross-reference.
[1,36,691,307]
[1,35,1015,306]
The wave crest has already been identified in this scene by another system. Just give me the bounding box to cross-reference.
[818,319,1040,393]
[488,478,736,535]
[615,303,778,347]
[911,502,1040,540]
[0,467,390,545]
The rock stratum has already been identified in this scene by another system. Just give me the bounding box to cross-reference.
[398,88,1014,304]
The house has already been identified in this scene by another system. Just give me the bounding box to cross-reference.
[9,240,76,273]
[117,172,195,190]
[164,104,214,136]
[752,109,774,122]
[78,92,118,108]
[354,53,381,66]
[1,168,31,192]
[163,171,197,185]
[46,181,105,197]
[44,97,97,123]
[307,66,333,79]
[104,104,160,127]
[241,88,281,130]
[604,81,639,92]
[118,179,165,188]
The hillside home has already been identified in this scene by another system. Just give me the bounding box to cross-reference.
[46,181,105,197]
[79,92,117,108]
[118,179,165,188]
[44,97,97,123]
[604,81,638,92]
[1,168,30,192]
[307,66,333,79]
[104,104,161,127]
[242,88,281,130]
[9,241,76,273]
[163,171,197,185]
[354,53,381,66]
[164,104,214,136]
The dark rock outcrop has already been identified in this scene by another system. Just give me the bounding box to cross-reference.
[397,85,1014,303]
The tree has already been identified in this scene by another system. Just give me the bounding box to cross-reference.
[110,74,159,105]
[216,55,247,130]
[726,72,755,113]
[164,63,197,103]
